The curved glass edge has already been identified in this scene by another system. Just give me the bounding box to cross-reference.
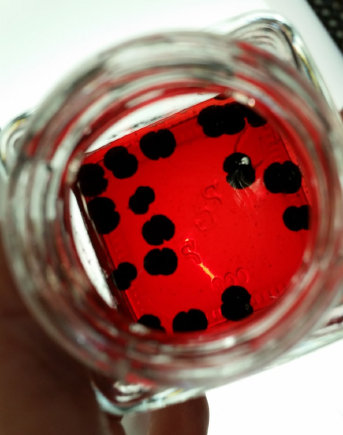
[274,294,343,366]
[209,10,340,117]
[93,383,204,415]
[0,111,32,179]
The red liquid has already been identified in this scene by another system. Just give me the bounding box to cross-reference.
[74,97,310,334]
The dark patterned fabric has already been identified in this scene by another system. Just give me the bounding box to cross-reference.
[307,0,343,54]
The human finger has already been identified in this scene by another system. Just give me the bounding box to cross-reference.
[148,396,209,435]
[0,240,118,435]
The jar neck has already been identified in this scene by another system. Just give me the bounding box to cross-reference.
[2,31,343,388]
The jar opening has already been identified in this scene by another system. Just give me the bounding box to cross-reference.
[5,32,342,385]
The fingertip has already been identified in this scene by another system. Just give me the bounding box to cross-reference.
[0,238,27,318]
[105,414,126,435]
[149,395,209,435]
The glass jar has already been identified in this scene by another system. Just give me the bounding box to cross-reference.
[1,12,343,414]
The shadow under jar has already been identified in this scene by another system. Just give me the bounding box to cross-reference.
[1,13,343,414]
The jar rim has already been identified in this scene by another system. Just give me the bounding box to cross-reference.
[3,29,343,388]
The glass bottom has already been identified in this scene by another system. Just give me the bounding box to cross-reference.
[93,380,203,415]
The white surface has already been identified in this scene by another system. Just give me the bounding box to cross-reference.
[1,1,343,434]
[0,0,267,126]
[207,339,343,435]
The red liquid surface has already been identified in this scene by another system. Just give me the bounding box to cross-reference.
[74,97,310,334]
